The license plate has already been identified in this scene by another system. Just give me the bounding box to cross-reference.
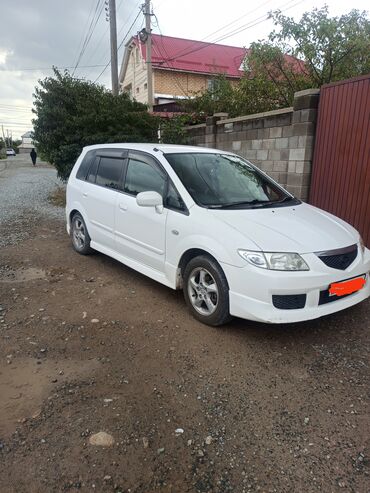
[329,276,366,297]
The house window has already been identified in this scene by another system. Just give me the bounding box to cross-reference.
[207,79,216,91]
[207,78,221,100]
[207,78,219,91]
[144,83,148,90]
[136,87,140,94]
[124,84,132,98]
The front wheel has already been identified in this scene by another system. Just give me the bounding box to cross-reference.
[183,255,232,326]
[71,213,93,255]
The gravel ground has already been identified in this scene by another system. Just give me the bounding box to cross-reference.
[0,161,369,493]
[0,155,65,247]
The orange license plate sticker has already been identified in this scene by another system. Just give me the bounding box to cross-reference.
[329,277,366,297]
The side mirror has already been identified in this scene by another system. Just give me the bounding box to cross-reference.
[136,191,163,213]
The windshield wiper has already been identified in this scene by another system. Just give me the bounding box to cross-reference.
[206,196,295,209]
[251,196,296,208]
[206,199,271,209]
[277,196,294,203]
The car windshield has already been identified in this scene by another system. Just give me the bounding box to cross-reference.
[165,152,298,209]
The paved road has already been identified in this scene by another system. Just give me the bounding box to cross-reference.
[0,154,64,246]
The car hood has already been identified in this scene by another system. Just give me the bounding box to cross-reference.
[211,203,359,253]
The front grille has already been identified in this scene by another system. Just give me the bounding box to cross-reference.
[272,294,306,310]
[316,244,358,270]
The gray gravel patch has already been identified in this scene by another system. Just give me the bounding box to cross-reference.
[0,160,65,247]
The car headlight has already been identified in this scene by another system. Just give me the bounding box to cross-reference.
[238,250,309,271]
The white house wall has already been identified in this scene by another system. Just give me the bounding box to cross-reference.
[120,46,149,105]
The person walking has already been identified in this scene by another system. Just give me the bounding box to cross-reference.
[30,148,37,166]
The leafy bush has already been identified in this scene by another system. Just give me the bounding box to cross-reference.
[33,69,158,180]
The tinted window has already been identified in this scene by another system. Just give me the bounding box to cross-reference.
[76,150,95,180]
[124,157,166,196]
[165,182,186,211]
[96,157,124,190]
[86,157,99,183]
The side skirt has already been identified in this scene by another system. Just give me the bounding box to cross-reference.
[90,241,176,289]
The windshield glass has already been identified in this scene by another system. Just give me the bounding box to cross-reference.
[165,152,297,208]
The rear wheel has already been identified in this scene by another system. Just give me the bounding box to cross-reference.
[183,255,232,326]
[71,213,93,255]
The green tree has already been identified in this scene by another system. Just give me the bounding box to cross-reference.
[269,6,370,86]
[184,7,370,118]
[32,69,158,180]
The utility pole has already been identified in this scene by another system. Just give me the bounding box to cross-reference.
[144,0,153,111]
[107,0,119,95]
[1,125,6,149]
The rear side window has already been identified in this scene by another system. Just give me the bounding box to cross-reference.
[124,156,166,196]
[86,157,99,183]
[96,157,124,190]
[76,150,95,180]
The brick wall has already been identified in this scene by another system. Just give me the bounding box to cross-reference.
[185,89,320,201]
[154,69,239,98]
[154,69,207,96]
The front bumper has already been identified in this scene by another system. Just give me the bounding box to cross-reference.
[222,247,370,323]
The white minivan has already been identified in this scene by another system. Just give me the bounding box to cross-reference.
[66,144,370,326]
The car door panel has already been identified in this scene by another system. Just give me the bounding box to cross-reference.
[114,152,168,272]
[82,153,125,249]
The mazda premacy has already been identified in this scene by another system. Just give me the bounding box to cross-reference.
[66,144,370,326]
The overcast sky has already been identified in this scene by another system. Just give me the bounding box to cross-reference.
[0,0,368,139]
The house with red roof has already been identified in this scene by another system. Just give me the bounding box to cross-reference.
[119,34,247,106]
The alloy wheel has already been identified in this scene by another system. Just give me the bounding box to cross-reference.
[187,267,219,316]
[72,217,86,250]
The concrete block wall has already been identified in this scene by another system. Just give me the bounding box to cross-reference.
[185,89,320,201]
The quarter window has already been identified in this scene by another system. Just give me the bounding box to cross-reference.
[124,157,166,196]
[165,182,186,211]
[76,150,95,180]
[95,157,124,190]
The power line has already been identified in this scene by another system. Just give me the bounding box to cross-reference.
[157,0,304,66]
[0,64,108,73]
[0,122,32,128]
[201,0,274,42]
[72,0,99,67]
[72,0,105,76]
[83,0,129,68]
[0,103,32,108]
[0,121,32,126]
[153,14,189,97]
[0,106,32,112]
[89,1,142,75]
[94,8,142,83]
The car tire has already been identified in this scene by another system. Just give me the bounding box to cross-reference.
[71,213,93,255]
[183,255,232,326]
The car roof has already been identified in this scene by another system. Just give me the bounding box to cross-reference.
[82,143,231,155]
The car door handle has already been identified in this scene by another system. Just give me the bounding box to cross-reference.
[119,203,128,211]
[82,192,88,198]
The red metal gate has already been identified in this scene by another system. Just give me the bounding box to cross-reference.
[309,75,370,246]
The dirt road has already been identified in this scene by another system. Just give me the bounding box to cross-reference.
[0,159,369,492]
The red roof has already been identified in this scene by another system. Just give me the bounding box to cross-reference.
[135,34,247,78]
